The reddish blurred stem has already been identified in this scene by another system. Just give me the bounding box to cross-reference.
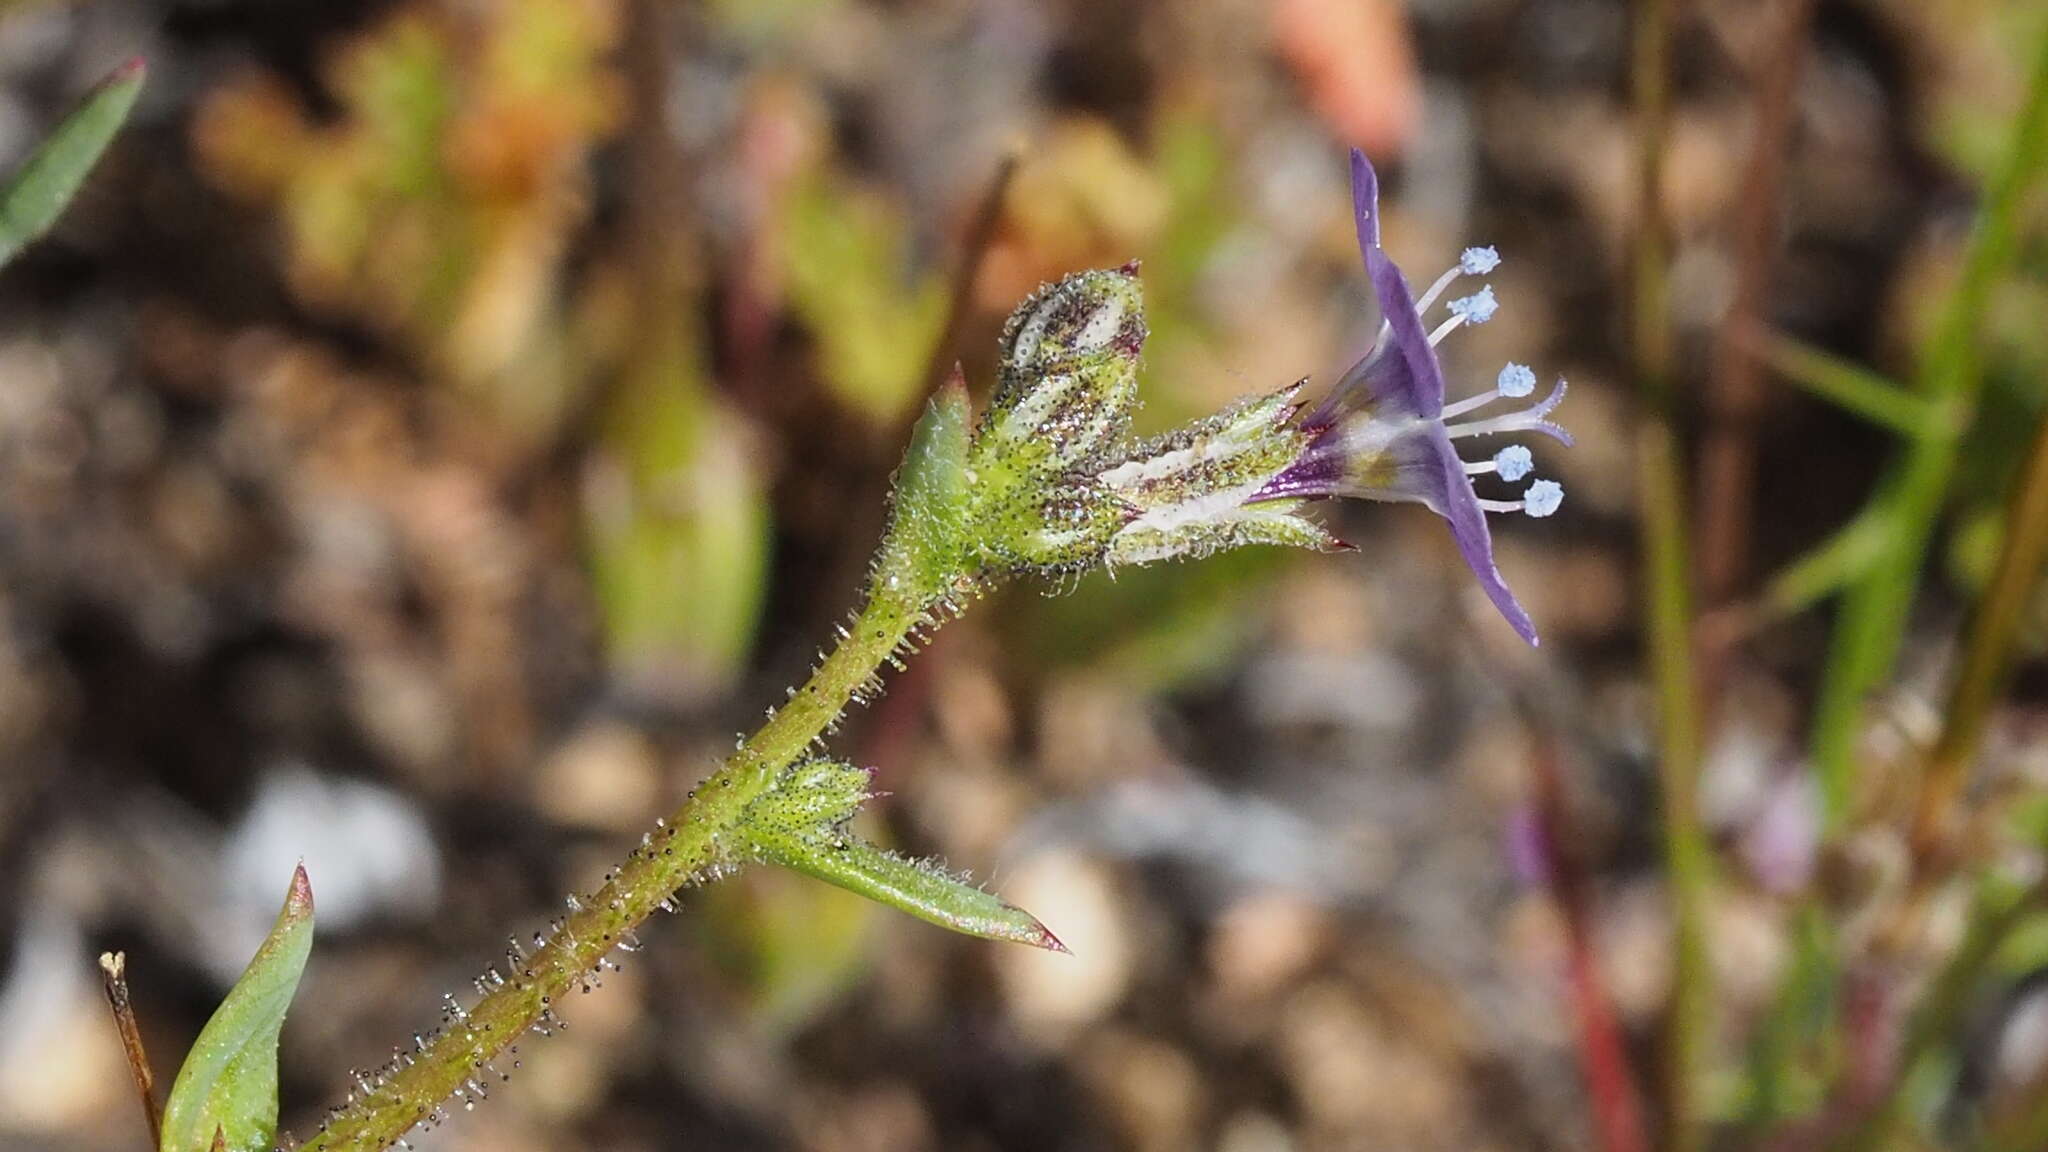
[859,152,1019,781]
[622,0,691,328]
[1530,732,1652,1152]
[1696,0,1818,713]
[916,147,1021,405]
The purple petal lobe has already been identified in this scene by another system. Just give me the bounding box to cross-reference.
[1349,148,1381,256]
[1394,428,1540,646]
[1252,439,1348,502]
[1366,250,1447,418]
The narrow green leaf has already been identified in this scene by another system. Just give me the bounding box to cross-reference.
[1761,506,1896,618]
[737,757,1064,951]
[1761,333,1937,438]
[1808,21,2048,826]
[161,866,314,1152]
[0,57,145,268]
[761,833,1065,952]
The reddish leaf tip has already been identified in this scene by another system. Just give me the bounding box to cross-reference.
[285,863,313,917]
[1030,920,1070,954]
[113,56,148,80]
[1116,258,1142,276]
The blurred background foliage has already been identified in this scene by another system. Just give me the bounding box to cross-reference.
[2,0,2048,1150]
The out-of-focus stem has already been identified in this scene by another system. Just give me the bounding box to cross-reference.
[1631,0,1709,1148]
[1807,21,2048,830]
[1832,870,2048,1152]
[1696,0,1817,712]
[918,147,1020,402]
[97,950,161,1148]
[299,575,934,1151]
[1914,405,2048,867]
[1530,731,1650,1152]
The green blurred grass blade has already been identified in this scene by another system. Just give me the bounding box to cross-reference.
[1917,405,2048,854]
[1763,507,1896,619]
[1835,872,2044,1151]
[1739,906,1835,1132]
[160,866,314,1152]
[0,57,144,268]
[1761,334,1935,438]
[1751,21,2048,1143]
[1808,23,2048,829]
[1632,0,1710,1145]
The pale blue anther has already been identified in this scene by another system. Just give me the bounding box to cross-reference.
[1460,246,1500,275]
[1497,362,1536,398]
[1524,479,1564,518]
[1450,285,1498,324]
[1494,445,1534,482]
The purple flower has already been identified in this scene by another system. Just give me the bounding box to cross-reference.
[1255,150,1572,646]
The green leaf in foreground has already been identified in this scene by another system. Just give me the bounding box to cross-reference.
[739,759,1066,952]
[160,865,314,1152]
[0,56,145,268]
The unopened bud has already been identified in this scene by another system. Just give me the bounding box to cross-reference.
[980,266,1146,477]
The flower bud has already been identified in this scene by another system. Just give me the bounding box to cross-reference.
[978,265,1146,478]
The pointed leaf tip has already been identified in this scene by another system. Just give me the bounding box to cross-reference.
[1027,918,1070,955]
[285,863,313,918]
[0,55,146,268]
[940,361,967,394]
[160,867,315,1152]
[753,826,1067,951]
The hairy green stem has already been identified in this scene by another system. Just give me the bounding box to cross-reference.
[298,580,932,1151]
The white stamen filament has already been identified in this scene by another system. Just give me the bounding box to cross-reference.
[1448,411,1540,439]
[1426,312,1467,347]
[1476,497,1525,513]
[1374,256,1485,348]
[1412,263,1469,318]
[1446,380,1570,441]
[1440,390,1498,420]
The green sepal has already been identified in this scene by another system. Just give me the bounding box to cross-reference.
[0,57,145,268]
[739,757,876,837]
[874,370,973,600]
[161,866,315,1152]
[1108,500,1343,567]
[738,759,1066,952]
[1098,380,1330,567]
[977,479,1134,575]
